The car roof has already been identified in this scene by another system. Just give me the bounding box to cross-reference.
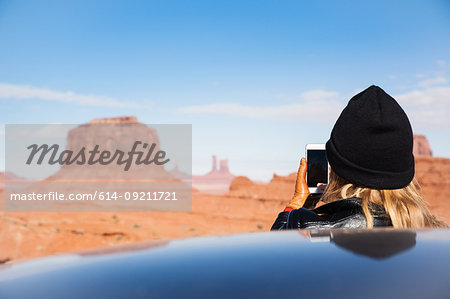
[0,228,449,298]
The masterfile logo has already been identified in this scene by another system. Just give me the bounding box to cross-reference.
[26,141,170,171]
[4,122,192,212]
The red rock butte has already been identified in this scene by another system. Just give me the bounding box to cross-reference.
[192,155,235,194]
[59,116,167,177]
[88,116,141,125]
[413,134,433,157]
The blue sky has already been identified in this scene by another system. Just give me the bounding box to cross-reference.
[1,0,449,180]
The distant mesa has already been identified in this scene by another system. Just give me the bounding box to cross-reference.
[413,134,432,157]
[192,155,235,194]
[193,155,235,182]
[53,116,171,179]
[0,172,29,196]
[229,172,295,200]
[169,165,191,180]
[229,176,254,192]
[88,116,140,124]
[1,172,24,181]
[5,116,195,212]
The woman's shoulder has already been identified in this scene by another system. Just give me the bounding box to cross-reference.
[287,198,391,229]
[313,198,364,212]
[314,198,388,214]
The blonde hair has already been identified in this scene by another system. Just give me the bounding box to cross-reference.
[320,170,448,228]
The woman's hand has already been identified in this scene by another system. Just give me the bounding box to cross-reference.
[286,158,310,210]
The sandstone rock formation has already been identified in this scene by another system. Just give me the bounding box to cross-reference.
[192,156,235,194]
[88,116,140,124]
[0,172,26,191]
[229,176,254,192]
[58,116,168,179]
[414,156,450,221]
[6,117,192,212]
[169,165,191,180]
[229,173,295,200]
[413,134,433,157]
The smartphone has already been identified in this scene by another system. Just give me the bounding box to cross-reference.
[305,144,329,194]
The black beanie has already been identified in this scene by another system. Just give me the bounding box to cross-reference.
[325,85,415,189]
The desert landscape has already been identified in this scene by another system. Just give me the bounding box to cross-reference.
[0,119,449,263]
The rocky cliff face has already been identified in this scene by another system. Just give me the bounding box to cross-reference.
[414,156,450,221]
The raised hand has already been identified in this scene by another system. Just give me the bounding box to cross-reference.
[286,158,310,210]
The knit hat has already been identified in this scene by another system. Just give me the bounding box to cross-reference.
[325,85,415,189]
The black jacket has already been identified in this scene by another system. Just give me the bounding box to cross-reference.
[271,198,392,230]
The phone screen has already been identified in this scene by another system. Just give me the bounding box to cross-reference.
[307,149,328,187]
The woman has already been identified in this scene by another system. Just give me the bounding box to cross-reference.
[271,85,447,230]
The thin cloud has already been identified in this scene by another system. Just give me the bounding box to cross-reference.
[177,89,343,123]
[395,86,450,106]
[178,86,450,130]
[418,76,447,88]
[395,86,450,129]
[0,83,141,108]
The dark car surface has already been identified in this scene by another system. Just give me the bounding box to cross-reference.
[0,229,449,298]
